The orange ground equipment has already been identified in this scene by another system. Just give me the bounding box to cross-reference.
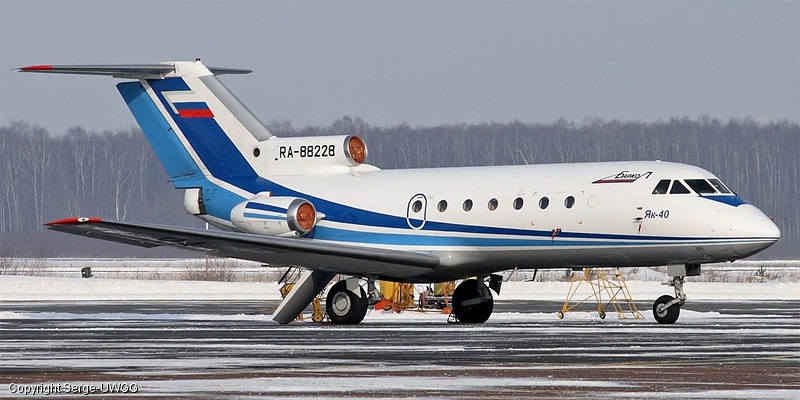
[374,281,416,312]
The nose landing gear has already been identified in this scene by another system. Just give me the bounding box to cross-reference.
[653,264,700,324]
[653,275,686,324]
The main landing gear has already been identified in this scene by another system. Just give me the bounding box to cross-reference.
[450,276,501,323]
[325,276,502,325]
[326,279,369,324]
[652,264,700,324]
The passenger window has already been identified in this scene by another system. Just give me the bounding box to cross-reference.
[437,200,448,212]
[669,181,691,194]
[462,199,473,212]
[488,198,498,211]
[685,179,717,194]
[412,200,423,212]
[539,197,549,209]
[513,197,524,210]
[564,196,575,209]
[708,178,732,194]
[652,179,670,194]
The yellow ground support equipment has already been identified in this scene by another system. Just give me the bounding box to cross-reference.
[374,281,416,312]
[558,267,643,320]
[278,269,325,323]
[419,281,455,314]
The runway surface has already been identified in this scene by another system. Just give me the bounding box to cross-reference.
[1,299,798,399]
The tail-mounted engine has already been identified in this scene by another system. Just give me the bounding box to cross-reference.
[231,195,321,237]
[252,135,368,176]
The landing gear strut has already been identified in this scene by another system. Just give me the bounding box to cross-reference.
[653,275,685,324]
[652,264,699,324]
[326,279,368,324]
[450,278,494,323]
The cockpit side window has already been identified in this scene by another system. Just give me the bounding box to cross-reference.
[708,178,732,194]
[652,179,670,194]
[685,179,717,195]
[669,180,691,194]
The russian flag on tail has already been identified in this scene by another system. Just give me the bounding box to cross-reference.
[174,102,214,118]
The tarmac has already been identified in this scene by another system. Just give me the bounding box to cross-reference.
[1,299,798,399]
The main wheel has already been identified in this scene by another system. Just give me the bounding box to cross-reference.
[653,294,680,324]
[451,279,493,323]
[326,280,368,324]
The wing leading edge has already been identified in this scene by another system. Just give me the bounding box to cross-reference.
[45,218,439,280]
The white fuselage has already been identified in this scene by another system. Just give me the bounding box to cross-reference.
[199,160,779,282]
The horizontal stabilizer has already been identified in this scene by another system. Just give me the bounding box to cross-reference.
[18,63,251,79]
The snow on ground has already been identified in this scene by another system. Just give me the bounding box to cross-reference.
[5,258,800,282]
[1,274,797,302]
[0,275,281,301]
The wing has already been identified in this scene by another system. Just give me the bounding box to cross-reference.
[45,218,439,280]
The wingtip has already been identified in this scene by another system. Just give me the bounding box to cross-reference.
[19,64,53,72]
[45,217,102,226]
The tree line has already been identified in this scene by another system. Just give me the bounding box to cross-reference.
[1,116,797,258]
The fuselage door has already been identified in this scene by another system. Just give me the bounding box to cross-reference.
[406,193,427,230]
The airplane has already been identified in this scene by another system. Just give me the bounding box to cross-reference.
[19,60,780,325]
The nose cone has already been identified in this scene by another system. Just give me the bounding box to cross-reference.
[727,204,780,257]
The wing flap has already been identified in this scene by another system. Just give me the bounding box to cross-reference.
[45,218,439,279]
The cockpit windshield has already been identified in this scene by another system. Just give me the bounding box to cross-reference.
[652,179,670,194]
[708,178,732,194]
[685,179,716,194]
[651,178,735,196]
[669,180,691,194]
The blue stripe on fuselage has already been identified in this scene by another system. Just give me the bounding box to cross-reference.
[132,78,751,246]
[220,176,739,243]
[703,195,747,207]
[311,225,766,248]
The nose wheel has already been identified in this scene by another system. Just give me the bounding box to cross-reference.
[653,275,686,324]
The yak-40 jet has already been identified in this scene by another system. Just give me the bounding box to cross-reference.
[20,60,780,325]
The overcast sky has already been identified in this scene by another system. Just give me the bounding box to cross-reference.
[1,0,798,135]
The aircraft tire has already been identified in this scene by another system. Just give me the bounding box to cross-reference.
[652,294,680,324]
[326,280,368,324]
[451,279,493,323]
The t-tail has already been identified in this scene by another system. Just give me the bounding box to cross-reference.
[19,61,372,188]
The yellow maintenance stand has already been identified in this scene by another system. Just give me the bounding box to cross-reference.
[278,269,325,323]
[374,281,416,312]
[374,281,455,314]
[558,267,643,320]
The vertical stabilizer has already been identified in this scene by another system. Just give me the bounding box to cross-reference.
[20,61,273,186]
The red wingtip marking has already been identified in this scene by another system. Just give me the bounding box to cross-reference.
[20,65,54,71]
[45,217,102,226]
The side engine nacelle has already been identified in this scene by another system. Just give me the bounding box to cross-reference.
[255,135,368,176]
[231,195,320,237]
